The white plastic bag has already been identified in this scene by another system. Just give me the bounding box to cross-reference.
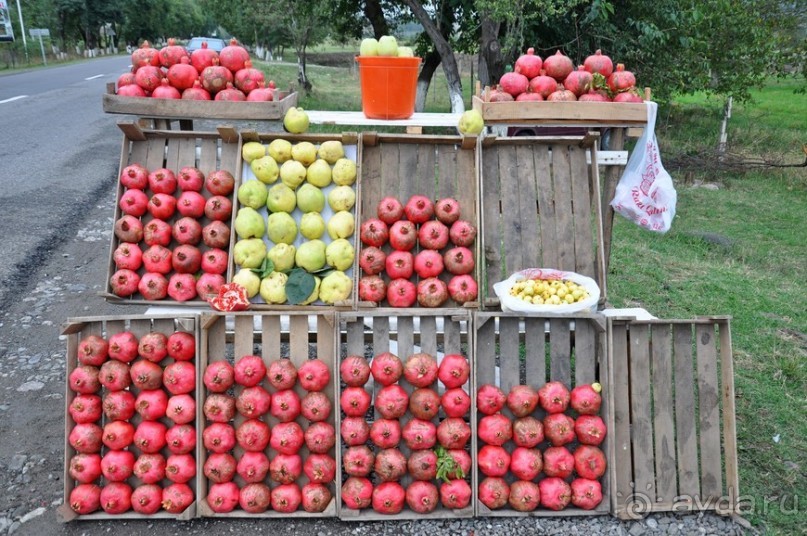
[610,101,677,233]
[493,268,600,314]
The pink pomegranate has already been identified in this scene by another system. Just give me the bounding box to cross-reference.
[69,423,102,453]
[478,445,511,477]
[133,453,166,484]
[109,268,140,297]
[131,484,163,514]
[135,65,163,92]
[99,360,131,391]
[138,272,168,300]
[236,418,271,452]
[202,422,237,453]
[69,453,102,484]
[114,215,143,243]
[434,197,461,224]
[151,78,181,99]
[165,453,196,484]
[246,82,275,101]
[574,445,607,479]
[341,476,373,510]
[203,452,237,483]
[119,188,149,217]
[543,50,574,82]
[162,483,194,513]
[340,355,370,387]
[214,82,246,101]
[584,49,614,77]
[69,365,101,394]
[341,417,372,447]
[137,332,168,363]
[177,166,204,191]
[571,478,603,510]
[359,246,386,275]
[101,449,135,482]
[608,63,636,93]
[408,449,438,481]
[204,393,236,423]
[538,380,571,414]
[570,383,603,415]
[305,421,336,453]
[235,355,267,387]
[203,220,231,248]
[506,385,539,417]
[340,387,371,417]
[182,80,212,100]
[69,483,102,514]
[269,453,303,484]
[303,453,336,484]
[547,86,578,101]
[167,273,197,302]
[386,250,414,279]
[163,361,195,395]
[270,389,301,422]
[132,40,160,68]
[172,219,202,247]
[404,194,435,224]
[575,414,607,446]
[436,354,469,389]
[543,446,575,478]
[267,358,297,390]
[201,63,233,95]
[418,220,450,250]
[403,352,438,388]
[477,384,507,415]
[108,331,139,363]
[69,394,102,424]
[564,65,594,97]
[441,387,471,418]
[516,90,545,101]
[613,89,643,103]
[409,387,441,420]
[440,479,472,509]
[302,483,333,513]
[298,359,330,392]
[239,482,271,514]
[143,217,172,246]
[443,246,474,275]
[377,196,404,224]
[301,391,332,422]
[539,477,571,511]
[389,220,417,251]
[510,447,543,480]
[234,60,265,93]
[579,90,611,102]
[176,190,205,218]
[100,481,132,514]
[374,448,407,482]
[165,394,196,425]
[204,361,235,393]
[77,335,109,366]
[360,218,389,247]
[509,480,541,512]
[165,424,196,455]
[102,420,134,450]
[402,418,437,450]
[544,413,576,446]
[236,451,270,483]
[207,481,240,513]
[206,169,235,196]
[513,416,544,447]
[158,38,189,68]
[414,249,444,279]
[219,38,249,72]
[269,421,304,455]
[370,418,401,449]
[387,278,417,307]
[376,384,409,419]
[133,420,167,454]
[343,445,375,477]
[236,385,272,418]
[102,390,136,421]
[372,481,406,514]
[417,277,449,307]
[406,481,439,514]
[478,413,513,446]
[478,477,510,510]
[436,417,471,449]
[371,351,403,386]
[500,71,529,97]
[190,40,219,72]
[445,449,472,479]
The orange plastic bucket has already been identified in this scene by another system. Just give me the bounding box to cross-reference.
[357,56,421,120]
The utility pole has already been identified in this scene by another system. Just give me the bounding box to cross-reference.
[14,0,28,62]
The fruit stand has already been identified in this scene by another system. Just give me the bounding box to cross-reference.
[57,38,740,522]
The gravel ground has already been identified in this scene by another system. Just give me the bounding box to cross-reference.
[0,157,755,536]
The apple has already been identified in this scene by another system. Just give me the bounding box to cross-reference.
[360,38,379,57]
[377,35,399,57]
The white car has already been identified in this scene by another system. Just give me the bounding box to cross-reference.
[186,37,226,53]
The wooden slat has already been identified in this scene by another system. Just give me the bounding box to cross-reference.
[569,144,596,278]
[345,314,365,356]
[673,323,700,497]
[719,321,740,512]
[453,146,476,245]
[516,144,540,269]
[610,320,633,516]
[499,317,520,390]
[103,91,298,120]
[199,137,218,177]
[696,323,723,499]
[177,136,196,170]
[628,323,656,502]
[399,143,421,199]
[471,96,649,125]
[574,319,596,386]
[435,144,457,201]
[129,137,149,166]
[475,316,497,387]
[551,144,575,271]
[165,136,181,173]
[601,128,625,276]
[548,318,571,386]
[651,324,677,504]
[534,145,558,268]
[523,317,546,385]
[481,145,502,293]
[443,314,461,354]
[361,136,383,219]
[499,145,522,277]
[146,137,166,171]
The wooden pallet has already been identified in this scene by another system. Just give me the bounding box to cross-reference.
[196,312,339,517]
[102,123,240,306]
[58,314,200,522]
[358,133,480,309]
[478,134,606,308]
[473,312,612,517]
[608,317,739,519]
[336,309,475,520]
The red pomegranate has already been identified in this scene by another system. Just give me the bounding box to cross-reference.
[167,57,199,91]
[583,49,614,77]
[190,41,219,73]
[543,50,574,82]
[151,78,181,99]
[528,70,557,99]
[182,80,212,100]
[159,38,189,68]
[564,66,594,97]
[608,64,636,93]
[514,47,543,80]
[201,62,234,95]
[131,41,160,69]
[219,39,250,73]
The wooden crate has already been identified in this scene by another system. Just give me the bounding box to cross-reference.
[336,309,475,520]
[103,83,298,121]
[608,317,739,519]
[58,314,200,522]
[471,94,648,127]
[102,123,241,306]
[478,134,606,308]
[473,312,612,517]
[358,133,480,308]
[197,312,339,518]
[231,132,361,309]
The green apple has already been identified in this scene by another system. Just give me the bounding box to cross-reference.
[232,268,261,297]
[295,239,327,272]
[267,243,296,272]
[306,159,333,188]
[359,38,379,57]
[260,271,288,304]
[300,212,326,239]
[377,35,399,57]
[327,210,355,240]
[268,139,293,163]
[234,207,265,239]
[251,155,279,184]
[233,238,268,268]
[328,185,356,212]
[397,46,414,58]
[242,141,266,164]
[266,183,297,213]
[317,141,345,164]
[266,212,298,245]
[458,109,484,135]
[332,157,357,186]
[283,107,309,134]
[291,141,317,167]
[319,270,352,304]
[326,238,355,271]
[237,180,268,209]
[296,183,325,213]
[280,160,307,190]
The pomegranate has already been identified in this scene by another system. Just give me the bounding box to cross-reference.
[207,481,240,513]
[538,381,571,414]
[404,194,435,224]
[298,359,330,392]
[513,416,544,447]
[570,383,603,414]
[340,355,370,386]
[341,417,371,446]
[359,274,387,303]
[203,452,237,483]
[301,483,332,513]
[215,82,246,101]
[165,424,196,455]
[440,479,472,509]
[236,385,272,418]
[102,390,135,421]
[506,384,539,417]
[158,38,189,68]
[376,384,409,419]
[445,449,472,479]
[539,477,571,511]
[99,360,131,392]
[500,71,529,97]
[340,387,371,418]
[303,453,336,484]
[69,365,101,394]
[177,166,204,191]
[234,451,269,484]
[387,278,417,307]
[132,40,160,68]
[418,219,450,249]
[69,453,102,484]
[201,63,233,95]
[386,250,414,279]
[389,220,417,251]
[167,331,195,361]
[476,384,507,415]
[341,476,373,510]
[544,412,576,446]
[374,448,407,482]
[409,387,441,420]
[488,86,514,102]
[77,335,109,366]
[102,421,134,450]
[163,361,195,395]
[372,481,406,514]
[176,190,206,218]
[235,355,267,387]
[133,421,167,454]
[190,40,218,72]
[413,249,444,279]
[135,65,163,93]
[270,389,301,422]
[137,332,168,362]
[377,196,405,224]
[246,82,275,101]
[133,453,166,485]
[360,218,389,247]
[152,77,181,99]
[101,449,135,482]
[239,482,271,514]
[510,447,543,480]
[165,453,196,484]
[547,86,578,101]
[114,216,143,245]
[509,480,541,512]
[448,274,478,304]
[69,483,102,514]
[69,394,102,424]
[206,169,235,196]
[584,49,614,77]
[359,246,386,275]
[436,417,471,449]
[417,277,449,307]
[575,414,607,446]
[119,188,149,217]
[613,90,644,103]
[407,449,438,481]
[543,50,574,82]
[267,358,297,390]
[138,272,168,300]
[166,394,195,425]
[403,352,439,388]
[441,387,471,418]
[478,413,513,446]
[571,478,603,510]
[234,60,265,93]
[202,220,231,248]
[406,481,439,514]
[236,418,271,452]
[343,445,374,477]
[204,393,236,423]
[182,80,212,100]
[434,197,461,224]
[270,453,303,484]
[135,389,168,421]
[516,91,545,101]
[305,421,336,453]
[574,444,607,479]
[162,483,194,513]
[370,418,402,449]
[301,391,332,422]
[202,422,237,453]
[401,418,437,450]
[269,421,304,455]
[100,481,132,514]
[203,361,235,393]
[579,91,611,102]
[371,351,403,386]
[478,477,510,510]
[543,446,575,478]
[443,246,475,275]
[219,38,249,72]
[131,484,163,514]
[478,445,511,477]
[564,65,594,97]
[608,63,636,93]
[514,47,543,79]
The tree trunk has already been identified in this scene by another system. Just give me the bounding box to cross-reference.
[297,48,312,94]
[478,14,504,88]
[415,49,442,112]
[402,0,464,112]
[363,0,389,39]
